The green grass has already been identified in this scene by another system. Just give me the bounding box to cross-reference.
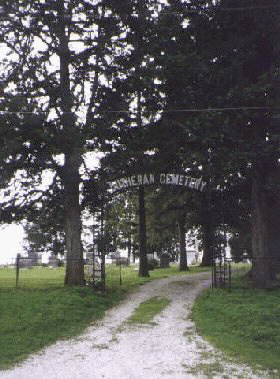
[0,264,210,290]
[127,296,171,324]
[105,264,211,291]
[0,286,123,368]
[192,275,280,373]
[0,264,210,369]
[0,267,65,289]
[184,362,224,377]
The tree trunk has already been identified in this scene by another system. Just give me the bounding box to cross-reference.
[200,217,213,266]
[138,186,149,277]
[178,215,188,271]
[127,234,132,262]
[268,201,280,277]
[58,1,84,285]
[251,164,270,288]
[64,152,84,286]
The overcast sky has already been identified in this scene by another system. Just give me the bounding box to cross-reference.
[0,224,25,264]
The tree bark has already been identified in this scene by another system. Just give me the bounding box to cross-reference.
[58,1,84,285]
[127,233,132,262]
[267,200,280,276]
[178,215,188,271]
[138,186,149,277]
[200,217,213,266]
[64,152,84,286]
[251,164,270,288]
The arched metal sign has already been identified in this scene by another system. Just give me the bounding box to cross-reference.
[91,171,208,290]
[108,172,207,194]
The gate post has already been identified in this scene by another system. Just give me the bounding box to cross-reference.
[138,185,149,277]
[16,253,20,288]
[100,204,105,291]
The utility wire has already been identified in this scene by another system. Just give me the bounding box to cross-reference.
[0,106,279,115]
[100,106,280,113]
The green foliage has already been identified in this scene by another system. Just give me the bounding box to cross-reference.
[1,0,279,287]
[0,0,137,284]
[192,275,280,371]
[102,193,139,254]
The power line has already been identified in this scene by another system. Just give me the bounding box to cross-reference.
[0,95,48,99]
[0,105,279,115]
[102,106,280,113]
[206,5,280,11]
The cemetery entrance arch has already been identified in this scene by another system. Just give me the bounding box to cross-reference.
[90,171,229,291]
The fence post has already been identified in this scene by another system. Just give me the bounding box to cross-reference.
[229,260,232,293]
[119,262,122,285]
[16,253,20,288]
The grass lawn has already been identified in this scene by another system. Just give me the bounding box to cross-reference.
[0,264,210,369]
[192,274,280,373]
[0,286,122,369]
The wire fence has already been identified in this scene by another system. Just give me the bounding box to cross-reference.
[0,255,144,290]
[212,256,280,291]
[2,255,275,291]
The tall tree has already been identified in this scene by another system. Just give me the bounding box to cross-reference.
[0,0,124,285]
[96,0,166,276]
[185,0,280,286]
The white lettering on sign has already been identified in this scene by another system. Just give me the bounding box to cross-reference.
[137,175,143,185]
[143,174,150,185]
[200,181,207,191]
[184,176,190,186]
[171,174,180,185]
[108,173,207,193]
[179,175,185,186]
[149,174,155,184]
[160,173,166,184]
[194,178,201,190]
[166,174,172,184]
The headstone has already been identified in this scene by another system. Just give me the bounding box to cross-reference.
[160,254,169,268]
[48,254,59,267]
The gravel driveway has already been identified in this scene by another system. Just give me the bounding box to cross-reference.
[1,271,269,379]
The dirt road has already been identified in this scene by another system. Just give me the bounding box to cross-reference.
[1,272,268,378]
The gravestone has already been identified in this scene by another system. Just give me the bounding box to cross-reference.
[48,254,59,267]
[160,254,170,268]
